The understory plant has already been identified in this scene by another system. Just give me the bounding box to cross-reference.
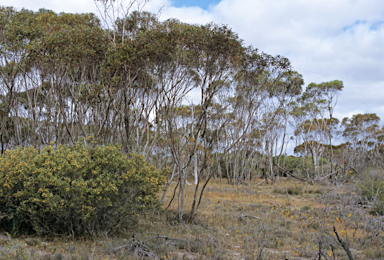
[0,143,165,236]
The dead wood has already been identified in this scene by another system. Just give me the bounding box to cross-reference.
[333,226,355,260]
[112,234,190,258]
[274,163,312,184]
[239,213,261,221]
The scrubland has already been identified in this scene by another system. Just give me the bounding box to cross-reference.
[2,5,384,260]
[2,175,384,260]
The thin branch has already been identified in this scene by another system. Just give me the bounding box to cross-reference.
[165,180,179,210]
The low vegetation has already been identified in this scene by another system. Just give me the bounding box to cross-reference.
[0,144,165,237]
[2,170,384,259]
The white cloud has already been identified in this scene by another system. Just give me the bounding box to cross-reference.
[1,0,97,13]
[1,0,384,121]
[204,0,384,122]
[160,6,213,24]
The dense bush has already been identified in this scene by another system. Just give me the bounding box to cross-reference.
[358,169,384,215]
[278,155,328,177]
[0,143,165,236]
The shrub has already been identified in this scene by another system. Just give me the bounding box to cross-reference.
[278,155,328,178]
[358,169,384,215]
[287,185,304,195]
[0,143,165,236]
[273,185,303,196]
[300,205,311,211]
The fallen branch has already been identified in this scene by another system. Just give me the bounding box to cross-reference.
[240,214,261,221]
[319,171,339,180]
[333,226,355,260]
[113,235,189,252]
[274,164,312,184]
[255,179,265,186]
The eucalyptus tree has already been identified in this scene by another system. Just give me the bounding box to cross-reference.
[24,10,108,146]
[203,51,302,185]
[307,80,343,171]
[94,0,150,45]
[0,7,46,150]
[293,118,339,178]
[140,20,248,221]
[260,70,303,183]
[0,7,121,150]
[104,19,203,219]
[292,80,343,179]
[153,22,246,221]
[103,29,155,151]
[342,113,381,170]
[373,126,384,167]
[236,61,303,184]
[189,48,303,222]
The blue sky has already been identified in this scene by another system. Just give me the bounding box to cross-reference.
[171,0,220,9]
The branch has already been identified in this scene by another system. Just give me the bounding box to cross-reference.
[273,163,312,184]
[165,180,179,210]
[350,167,359,175]
[333,226,355,260]
[255,179,265,186]
[113,235,189,251]
[319,171,339,180]
[239,214,261,221]
[317,240,329,260]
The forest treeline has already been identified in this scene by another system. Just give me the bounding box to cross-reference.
[1,5,384,221]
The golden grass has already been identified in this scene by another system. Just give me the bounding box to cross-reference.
[161,178,381,259]
[2,178,384,259]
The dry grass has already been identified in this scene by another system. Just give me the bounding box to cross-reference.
[2,177,384,259]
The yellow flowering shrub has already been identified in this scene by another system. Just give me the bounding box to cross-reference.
[0,143,165,236]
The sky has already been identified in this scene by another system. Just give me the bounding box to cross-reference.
[170,0,220,9]
[2,0,384,124]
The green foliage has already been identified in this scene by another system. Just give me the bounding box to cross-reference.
[281,155,311,175]
[358,169,384,215]
[0,143,165,236]
[273,185,303,196]
[287,185,304,195]
[300,205,311,211]
[279,155,328,178]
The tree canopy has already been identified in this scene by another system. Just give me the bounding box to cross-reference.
[1,6,383,222]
